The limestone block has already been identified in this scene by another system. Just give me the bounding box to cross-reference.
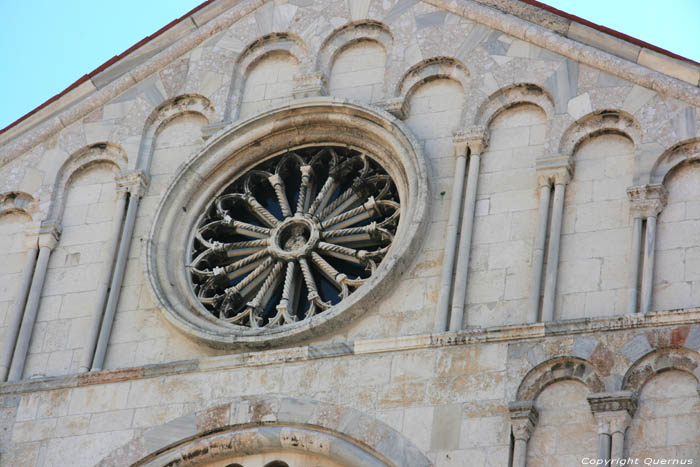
[504,267,531,300]
[402,406,433,451]
[488,189,536,214]
[653,281,692,311]
[567,22,641,62]
[638,48,700,85]
[68,382,130,414]
[434,449,486,467]
[574,200,623,232]
[55,414,91,437]
[87,409,135,434]
[430,404,461,451]
[466,269,505,303]
[557,258,601,294]
[654,248,685,285]
[391,351,435,382]
[488,240,530,270]
[460,416,505,448]
[43,430,134,467]
[11,418,58,443]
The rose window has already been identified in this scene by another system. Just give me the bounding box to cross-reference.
[189,146,400,329]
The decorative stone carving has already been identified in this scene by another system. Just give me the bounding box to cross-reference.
[146,98,429,348]
[189,146,399,328]
[535,155,573,186]
[116,170,149,197]
[627,184,668,217]
[509,400,539,441]
[292,72,327,98]
[380,97,409,119]
[587,391,638,416]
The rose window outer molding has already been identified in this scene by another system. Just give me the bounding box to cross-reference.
[146,99,429,349]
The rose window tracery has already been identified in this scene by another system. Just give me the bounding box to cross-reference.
[189,146,400,329]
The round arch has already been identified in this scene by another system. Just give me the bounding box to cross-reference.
[98,396,431,467]
[516,356,606,401]
[622,347,700,395]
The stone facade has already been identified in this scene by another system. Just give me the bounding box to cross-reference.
[1,0,700,465]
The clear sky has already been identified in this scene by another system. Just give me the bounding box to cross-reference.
[1,0,699,130]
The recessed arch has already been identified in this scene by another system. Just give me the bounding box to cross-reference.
[558,109,642,158]
[46,142,127,225]
[649,137,700,185]
[516,356,606,401]
[622,347,700,396]
[395,56,469,103]
[474,83,554,128]
[316,20,393,76]
[0,191,38,219]
[226,33,308,120]
[97,396,431,467]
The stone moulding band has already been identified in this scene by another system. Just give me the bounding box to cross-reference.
[145,98,429,349]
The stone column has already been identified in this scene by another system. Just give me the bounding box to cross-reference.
[539,157,573,322]
[527,175,552,323]
[91,170,148,371]
[509,401,539,467]
[588,391,637,463]
[450,127,488,331]
[636,185,666,314]
[625,188,644,315]
[435,132,469,332]
[79,180,129,373]
[8,224,60,381]
[0,232,39,381]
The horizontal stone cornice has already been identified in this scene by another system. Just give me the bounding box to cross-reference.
[2,308,700,396]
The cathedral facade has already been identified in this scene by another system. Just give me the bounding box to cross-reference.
[1,0,700,465]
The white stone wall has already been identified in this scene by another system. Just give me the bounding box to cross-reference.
[0,0,699,464]
[627,370,700,458]
[558,134,634,319]
[328,40,386,103]
[655,164,700,311]
[468,105,545,327]
[0,213,32,344]
[239,53,299,119]
[528,381,597,466]
[24,164,120,379]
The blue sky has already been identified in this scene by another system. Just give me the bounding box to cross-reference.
[1,0,699,130]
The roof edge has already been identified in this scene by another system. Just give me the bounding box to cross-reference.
[1,0,699,148]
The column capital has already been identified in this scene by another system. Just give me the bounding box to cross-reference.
[509,400,539,441]
[627,184,667,218]
[116,170,150,197]
[292,72,327,98]
[36,223,61,250]
[453,125,489,157]
[535,155,573,186]
[380,97,409,119]
[588,391,636,435]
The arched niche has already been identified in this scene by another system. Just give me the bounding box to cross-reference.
[328,39,387,103]
[318,21,392,103]
[622,349,700,457]
[516,356,605,401]
[472,83,554,130]
[388,57,469,121]
[653,157,700,311]
[98,397,431,467]
[46,142,127,226]
[226,33,307,121]
[558,109,642,160]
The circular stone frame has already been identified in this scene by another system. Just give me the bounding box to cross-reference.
[146,98,429,349]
